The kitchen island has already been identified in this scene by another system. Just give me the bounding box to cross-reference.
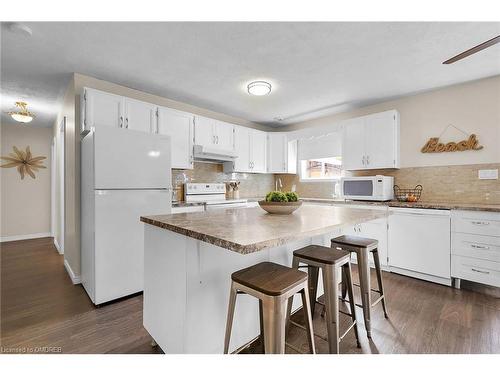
[140,205,386,354]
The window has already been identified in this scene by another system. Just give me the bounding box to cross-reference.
[299,157,342,181]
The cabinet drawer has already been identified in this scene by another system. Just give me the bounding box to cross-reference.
[451,255,500,287]
[452,233,500,262]
[452,210,500,237]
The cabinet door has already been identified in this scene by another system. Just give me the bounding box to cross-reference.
[194,116,215,148]
[388,209,451,279]
[287,139,298,174]
[250,130,267,173]
[365,111,398,169]
[214,121,234,151]
[157,107,194,169]
[85,88,124,129]
[125,98,157,133]
[233,126,251,172]
[267,133,286,173]
[342,118,366,170]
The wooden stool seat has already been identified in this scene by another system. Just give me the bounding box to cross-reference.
[293,245,350,265]
[331,235,378,250]
[224,262,315,354]
[232,262,308,296]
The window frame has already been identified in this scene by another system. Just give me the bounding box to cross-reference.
[298,157,343,183]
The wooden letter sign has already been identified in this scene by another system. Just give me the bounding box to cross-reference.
[421,134,484,153]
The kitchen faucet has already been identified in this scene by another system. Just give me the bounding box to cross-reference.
[275,177,283,191]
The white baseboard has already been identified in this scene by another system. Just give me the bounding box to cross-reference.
[64,259,81,285]
[53,238,64,255]
[389,266,452,286]
[0,232,52,243]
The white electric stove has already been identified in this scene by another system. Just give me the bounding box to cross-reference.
[184,183,248,210]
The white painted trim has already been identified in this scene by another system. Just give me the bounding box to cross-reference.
[53,238,64,255]
[64,259,81,284]
[389,266,452,286]
[0,232,52,243]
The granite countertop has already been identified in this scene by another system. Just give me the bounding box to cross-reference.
[141,205,386,254]
[300,198,500,213]
[172,201,205,208]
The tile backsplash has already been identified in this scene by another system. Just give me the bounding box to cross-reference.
[172,162,274,200]
[276,163,500,204]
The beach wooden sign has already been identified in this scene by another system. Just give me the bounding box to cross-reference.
[421,134,483,153]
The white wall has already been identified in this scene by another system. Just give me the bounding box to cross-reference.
[1,122,53,241]
[287,75,500,168]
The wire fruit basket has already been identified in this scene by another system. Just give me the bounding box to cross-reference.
[394,185,423,202]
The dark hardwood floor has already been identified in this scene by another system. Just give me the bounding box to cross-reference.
[1,237,499,354]
[0,237,161,354]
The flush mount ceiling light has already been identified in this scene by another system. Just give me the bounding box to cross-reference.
[247,81,272,96]
[8,102,35,123]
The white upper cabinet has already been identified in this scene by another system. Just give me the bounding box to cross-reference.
[83,88,124,130]
[342,117,366,170]
[157,107,194,170]
[250,129,267,173]
[124,98,157,133]
[83,88,156,134]
[267,132,297,174]
[214,121,235,151]
[232,126,251,172]
[194,116,234,151]
[224,126,267,173]
[342,110,400,170]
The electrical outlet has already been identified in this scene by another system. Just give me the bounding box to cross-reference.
[478,169,498,180]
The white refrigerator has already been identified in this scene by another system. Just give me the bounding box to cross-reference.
[81,126,171,304]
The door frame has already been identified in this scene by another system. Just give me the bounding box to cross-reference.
[51,117,65,254]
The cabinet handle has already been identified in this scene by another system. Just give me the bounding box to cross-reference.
[471,244,490,250]
[471,268,490,275]
[366,155,370,165]
[120,116,123,128]
[125,118,129,129]
[362,156,365,166]
[216,135,219,144]
[471,221,490,226]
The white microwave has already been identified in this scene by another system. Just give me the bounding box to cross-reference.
[340,175,394,201]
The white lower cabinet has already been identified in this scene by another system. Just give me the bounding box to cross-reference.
[451,210,500,288]
[336,204,389,269]
[388,208,451,285]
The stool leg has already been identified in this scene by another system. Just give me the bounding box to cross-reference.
[259,300,265,353]
[285,256,300,333]
[224,282,238,354]
[262,296,287,354]
[343,262,361,348]
[300,285,316,354]
[372,248,389,319]
[357,248,372,338]
[307,265,320,316]
[323,265,340,354]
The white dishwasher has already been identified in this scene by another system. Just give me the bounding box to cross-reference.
[388,207,451,286]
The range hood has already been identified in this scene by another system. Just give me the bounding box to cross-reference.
[193,144,238,162]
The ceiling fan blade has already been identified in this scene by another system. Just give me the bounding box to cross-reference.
[443,35,500,64]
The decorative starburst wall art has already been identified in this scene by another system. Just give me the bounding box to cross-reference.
[1,146,46,180]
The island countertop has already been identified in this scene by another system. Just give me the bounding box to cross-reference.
[140,205,387,254]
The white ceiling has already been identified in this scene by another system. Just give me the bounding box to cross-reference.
[1,22,499,128]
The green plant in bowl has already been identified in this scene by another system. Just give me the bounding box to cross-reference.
[265,191,288,202]
[285,192,299,202]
